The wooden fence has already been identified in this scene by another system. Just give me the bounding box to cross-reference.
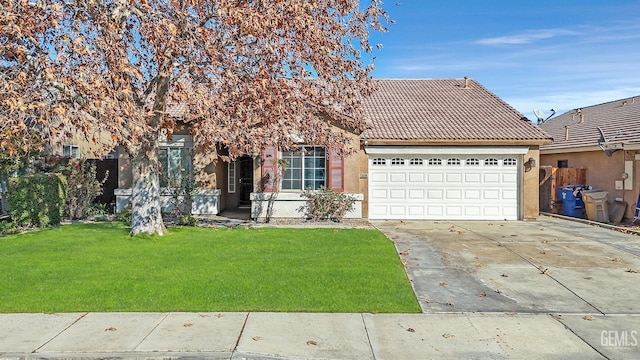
[539,167,588,212]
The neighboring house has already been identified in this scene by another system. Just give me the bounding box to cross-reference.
[116,78,552,220]
[539,96,640,219]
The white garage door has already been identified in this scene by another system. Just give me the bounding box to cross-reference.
[368,154,521,220]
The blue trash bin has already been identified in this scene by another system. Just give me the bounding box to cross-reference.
[557,185,585,218]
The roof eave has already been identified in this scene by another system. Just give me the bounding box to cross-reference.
[365,138,552,146]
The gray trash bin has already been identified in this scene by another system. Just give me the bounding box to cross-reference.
[582,190,609,222]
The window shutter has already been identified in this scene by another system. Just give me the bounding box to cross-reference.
[328,147,344,192]
[261,146,278,192]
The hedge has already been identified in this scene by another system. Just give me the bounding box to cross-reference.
[8,174,67,227]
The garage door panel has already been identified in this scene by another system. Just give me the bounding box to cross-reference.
[408,189,425,199]
[427,173,443,183]
[390,189,406,199]
[503,189,517,200]
[427,190,443,199]
[446,173,463,183]
[370,188,388,199]
[465,189,481,199]
[371,173,388,183]
[502,173,518,183]
[465,173,482,183]
[427,206,444,216]
[368,154,520,220]
[465,206,481,216]
[408,173,425,182]
[445,206,463,216]
[483,173,500,183]
[483,189,500,200]
[446,189,463,200]
[390,173,406,182]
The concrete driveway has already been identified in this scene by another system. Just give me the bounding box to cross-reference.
[373,215,640,359]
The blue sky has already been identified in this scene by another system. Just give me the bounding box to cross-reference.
[367,0,640,121]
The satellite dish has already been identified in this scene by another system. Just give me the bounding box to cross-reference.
[533,108,556,124]
[597,126,620,157]
[533,109,546,124]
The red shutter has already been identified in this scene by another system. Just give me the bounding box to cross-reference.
[261,146,278,191]
[328,147,344,192]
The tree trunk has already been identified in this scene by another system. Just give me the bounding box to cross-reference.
[129,140,165,236]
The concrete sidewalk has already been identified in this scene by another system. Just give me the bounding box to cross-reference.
[0,311,616,359]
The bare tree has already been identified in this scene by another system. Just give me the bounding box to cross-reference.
[0,0,388,235]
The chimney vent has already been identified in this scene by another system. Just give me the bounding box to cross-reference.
[463,76,470,89]
[565,126,569,141]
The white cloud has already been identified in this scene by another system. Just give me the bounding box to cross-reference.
[475,28,579,45]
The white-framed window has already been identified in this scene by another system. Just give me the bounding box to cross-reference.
[428,158,442,166]
[391,158,405,165]
[281,146,326,190]
[484,158,499,166]
[504,158,517,166]
[158,146,192,188]
[410,158,423,165]
[62,145,80,159]
[228,161,236,193]
[447,158,461,166]
[466,158,480,166]
[372,158,386,165]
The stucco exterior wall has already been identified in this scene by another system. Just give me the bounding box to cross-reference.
[523,147,541,220]
[541,150,639,219]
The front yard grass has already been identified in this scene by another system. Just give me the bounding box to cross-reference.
[0,223,420,313]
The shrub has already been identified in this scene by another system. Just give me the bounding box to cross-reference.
[178,215,199,226]
[115,208,132,224]
[7,174,67,227]
[65,159,108,220]
[298,186,356,222]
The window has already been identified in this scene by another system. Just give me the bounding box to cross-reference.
[228,162,236,193]
[158,147,192,188]
[410,158,423,165]
[281,146,326,190]
[503,158,517,166]
[484,158,499,166]
[372,158,386,165]
[558,160,568,168]
[447,158,461,166]
[466,158,480,166]
[62,145,80,159]
[391,158,405,165]
[428,158,442,166]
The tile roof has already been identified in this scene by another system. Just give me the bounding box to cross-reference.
[361,78,551,143]
[539,95,640,152]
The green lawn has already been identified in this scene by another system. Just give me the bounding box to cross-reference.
[0,223,420,313]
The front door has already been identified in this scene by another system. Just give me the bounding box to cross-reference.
[238,156,254,207]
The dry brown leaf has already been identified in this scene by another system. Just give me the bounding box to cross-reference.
[583,316,594,321]
[439,282,448,287]
[442,333,455,339]
[501,273,508,277]
[183,323,193,328]
[104,327,117,331]
[252,336,263,341]
[407,327,416,332]
[479,293,487,297]
[611,258,621,262]
[306,340,318,346]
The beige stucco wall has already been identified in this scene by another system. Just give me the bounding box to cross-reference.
[523,147,541,220]
[541,150,639,219]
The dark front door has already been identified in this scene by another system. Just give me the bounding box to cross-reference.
[238,156,254,207]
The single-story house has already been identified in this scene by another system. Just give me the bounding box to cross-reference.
[539,96,640,220]
[115,78,552,221]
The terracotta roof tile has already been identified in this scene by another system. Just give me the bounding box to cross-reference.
[539,95,640,151]
[362,79,551,143]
